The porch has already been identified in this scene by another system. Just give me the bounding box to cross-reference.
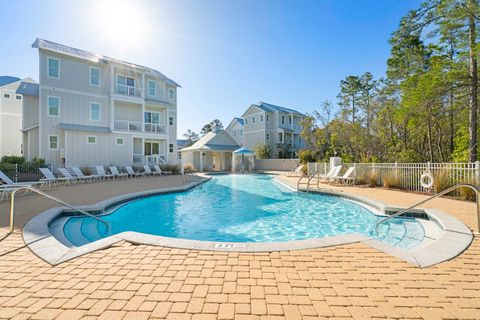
[132,137,168,165]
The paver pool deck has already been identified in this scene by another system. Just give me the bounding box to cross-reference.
[0,173,479,319]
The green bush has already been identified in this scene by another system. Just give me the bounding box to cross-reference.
[1,156,24,165]
[161,164,180,175]
[255,144,272,159]
[298,149,317,164]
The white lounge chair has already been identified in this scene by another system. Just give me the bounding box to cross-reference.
[95,166,114,180]
[287,165,304,177]
[154,165,171,175]
[71,167,96,182]
[125,166,145,178]
[143,165,160,176]
[0,170,43,201]
[110,166,128,179]
[320,166,342,181]
[39,168,70,186]
[58,168,83,184]
[330,167,356,185]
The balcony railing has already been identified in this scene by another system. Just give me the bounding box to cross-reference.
[114,83,143,98]
[114,119,143,132]
[279,124,302,132]
[144,123,167,134]
[133,154,167,164]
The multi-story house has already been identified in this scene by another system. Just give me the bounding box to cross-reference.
[225,117,244,146]
[229,102,306,158]
[0,76,37,157]
[22,38,180,166]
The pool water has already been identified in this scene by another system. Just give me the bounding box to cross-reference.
[61,174,425,249]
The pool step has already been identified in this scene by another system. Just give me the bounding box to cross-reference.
[80,219,103,243]
[63,218,91,247]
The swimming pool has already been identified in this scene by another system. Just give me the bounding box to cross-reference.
[57,174,425,250]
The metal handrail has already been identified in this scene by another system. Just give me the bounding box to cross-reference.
[8,186,109,233]
[296,171,308,190]
[375,183,480,235]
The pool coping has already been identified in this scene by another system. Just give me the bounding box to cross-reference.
[22,175,473,268]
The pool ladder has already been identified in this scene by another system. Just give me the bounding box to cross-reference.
[7,186,109,234]
[375,183,480,235]
[296,167,322,192]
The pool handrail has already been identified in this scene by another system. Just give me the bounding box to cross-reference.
[375,183,480,234]
[8,186,109,233]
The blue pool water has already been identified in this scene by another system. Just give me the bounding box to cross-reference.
[61,174,424,249]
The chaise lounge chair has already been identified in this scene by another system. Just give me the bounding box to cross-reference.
[143,165,160,176]
[287,165,305,177]
[71,167,96,182]
[330,166,356,185]
[0,170,43,201]
[319,166,342,180]
[154,165,171,175]
[125,166,145,178]
[95,166,114,180]
[39,168,70,186]
[58,168,84,184]
[110,166,129,179]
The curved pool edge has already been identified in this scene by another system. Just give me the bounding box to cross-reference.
[22,175,472,268]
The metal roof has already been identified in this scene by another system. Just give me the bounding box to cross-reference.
[145,97,173,106]
[59,123,111,133]
[0,76,20,87]
[16,82,39,96]
[254,102,306,116]
[32,38,181,87]
[234,117,244,125]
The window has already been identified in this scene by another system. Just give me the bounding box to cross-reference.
[48,96,60,117]
[266,133,269,140]
[168,88,175,100]
[48,57,59,78]
[87,136,97,144]
[90,67,100,86]
[117,76,135,95]
[169,116,174,126]
[169,143,174,153]
[15,95,21,100]
[252,116,255,123]
[144,112,160,124]
[90,102,101,121]
[281,115,285,125]
[116,137,124,145]
[245,118,248,125]
[148,80,156,96]
[289,116,292,124]
[3,93,10,100]
[278,133,283,142]
[49,135,58,150]
[266,115,269,122]
[260,115,263,122]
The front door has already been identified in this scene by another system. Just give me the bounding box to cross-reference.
[144,141,160,164]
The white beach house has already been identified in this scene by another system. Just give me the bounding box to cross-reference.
[21,38,180,166]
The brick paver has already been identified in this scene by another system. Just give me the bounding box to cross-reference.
[0,174,479,319]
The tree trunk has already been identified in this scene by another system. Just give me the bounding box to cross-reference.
[468,0,478,162]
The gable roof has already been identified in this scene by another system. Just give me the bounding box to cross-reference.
[254,101,305,116]
[0,76,20,87]
[226,117,245,131]
[180,130,240,152]
[32,38,181,87]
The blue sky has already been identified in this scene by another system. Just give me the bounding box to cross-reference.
[0,0,420,136]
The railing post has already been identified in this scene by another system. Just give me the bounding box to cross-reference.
[475,161,480,185]
[14,163,18,183]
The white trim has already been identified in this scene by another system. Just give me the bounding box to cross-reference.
[40,85,109,99]
[243,129,267,134]
[47,95,60,118]
[89,66,101,87]
[48,135,59,150]
[0,112,22,117]
[148,79,156,97]
[47,56,60,79]
[115,137,125,145]
[21,124,39,132]
[87,135,97,144]
[168,88,175,100]
[89,101,101,122]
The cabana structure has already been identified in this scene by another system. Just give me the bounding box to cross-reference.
[180,126,240,172]
[232,147,255,173]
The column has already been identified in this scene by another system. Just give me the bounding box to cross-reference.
[221,152,225,171]
[141,102,145,132]
[199,152,203,171]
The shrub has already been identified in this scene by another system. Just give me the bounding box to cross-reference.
[255,144,272,159]
[183,164,195,173]
[300,164,308,175]
[162,164,180,175]
[1,156,24,165]
[367,170,378,187]
[298,149,317,164]
[433,170,451,193]
[382,171,401,189]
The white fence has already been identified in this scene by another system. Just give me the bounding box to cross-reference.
[307,161,480,193]
[254,159,300,171]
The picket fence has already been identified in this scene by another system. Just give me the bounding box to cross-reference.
[307,161,480,193]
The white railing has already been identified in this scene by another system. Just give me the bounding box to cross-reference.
[114,83,143,98]
[114,119,143,132]
[132,154,167,165]
[144,123,167,134]
[307,161,480,193]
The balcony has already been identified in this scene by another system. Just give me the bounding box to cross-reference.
[114,119,143,132]
[144,123,167,134]
[279,124,302,132]
[133,154,167,164]
[113,83,143,98]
